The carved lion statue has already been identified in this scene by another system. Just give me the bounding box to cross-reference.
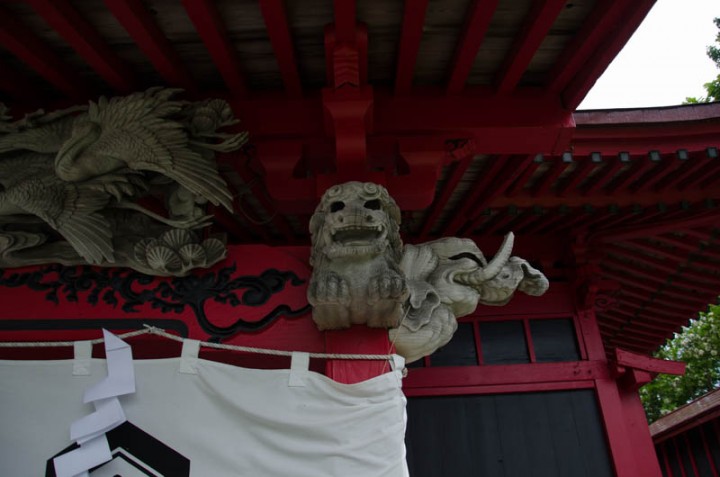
[308,182,408,330]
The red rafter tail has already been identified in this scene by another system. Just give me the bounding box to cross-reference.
[504,155,543,198]
[593,209,720,244]
[27,0,137,93]
[603,155,648,196]
[105,0,197,92]
[469,156,539,222]
[446,0,499,94]
[480,208,519,236]
[496,0,566,93]
[582,158,624,196]
[628,151,667,192]
[0,6,92,100]
[531,154,573,197]
[661,150,713,191]
[632,153,679,193]
[259,0,302,98]
[467,155,536,223]
[183,0,248,98]
[562,0,656,110]
[418,155,472,239]
[395,0,429,95]
[547,0,625,93]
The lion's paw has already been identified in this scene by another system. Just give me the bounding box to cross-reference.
[367,274,408,304]
[308,272,351,306]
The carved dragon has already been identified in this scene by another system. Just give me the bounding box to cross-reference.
[307,182,549,363]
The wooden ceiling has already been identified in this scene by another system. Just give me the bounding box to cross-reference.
[3,0,720,357]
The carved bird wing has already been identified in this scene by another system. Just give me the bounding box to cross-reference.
[0,108,84,154]
[4,173,113,264]
[0,153,56,188]
[55,88,234,211]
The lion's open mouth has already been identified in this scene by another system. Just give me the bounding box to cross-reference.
[332,225,383,246]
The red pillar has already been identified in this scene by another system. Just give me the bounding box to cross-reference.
[574,256,663,477]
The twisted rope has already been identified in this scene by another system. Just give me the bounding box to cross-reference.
[0,325,395,361]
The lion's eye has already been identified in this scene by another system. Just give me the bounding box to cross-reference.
[364,199,381,210]
[330,201,345,212]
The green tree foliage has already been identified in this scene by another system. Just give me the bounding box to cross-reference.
[640,306,720,422]
[685,18,720,104]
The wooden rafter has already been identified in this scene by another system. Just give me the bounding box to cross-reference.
[417,155,472,239]
[27,0,136,93]
[259,0,302,98]
[444,154,512,235]
[183,0,248,98]
[446,0,499,94]
[104,0,196,91]
[0,6,91,99]
[470,154,537,216]
[496,0,566,93]
[394,0,429,95]
[531,155,572,197]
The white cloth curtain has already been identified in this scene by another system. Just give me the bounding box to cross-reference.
[0,350,408,476]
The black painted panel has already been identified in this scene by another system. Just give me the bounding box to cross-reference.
[689,427,713,476]
[703,422,720,472]
[479,321,529,364]
[530,318,580,362]
[406,390,614,477]
[430,322,478,366]
[665,440,684,477]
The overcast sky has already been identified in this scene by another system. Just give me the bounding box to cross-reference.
[578,0,720,110]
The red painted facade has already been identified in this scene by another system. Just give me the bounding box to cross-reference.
[1,1,719,475]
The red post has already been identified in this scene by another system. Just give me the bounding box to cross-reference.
[574,255,664,476]
[324,326,392,384]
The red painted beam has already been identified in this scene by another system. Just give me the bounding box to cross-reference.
[446,0,499,94]
[562,0,656,110]
[0,7,91,100]
[333,0,356,43]
[259,0,302,98]
[394,0,429,95]
[105,0,196,91]
[27,0,137,93]
[183,0,247,98]
[615,351,684,377]
[496,0,566,93]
